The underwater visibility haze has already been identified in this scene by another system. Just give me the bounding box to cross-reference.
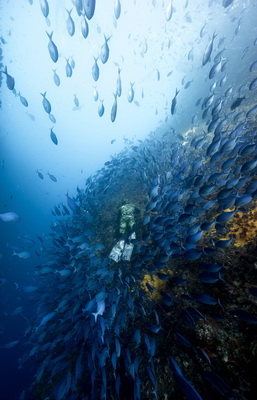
[1,0,257,399]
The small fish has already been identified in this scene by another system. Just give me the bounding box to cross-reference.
[215,236,234,248]
[92,57,99,81]
[36,170,44,180]
[46,31,58,63]
[175,332,193,347]
[195,293,220,306]
[116,68,122,97]
[98,100,105,117]
[127,82,135,103]
[40,92,51,114]
[169,357,203,400]
[52,69,60,86]
[230,96,245,110]
[84,0,96,20]
[92,299,105,322]
[111,93,117,122]
[185,80,193,89]
[65,192,78,212]
[74,94,79,107]
[81,16,89,39]
[65,58,72,78]
[171,88,179,115]
[47,172,57,182]
[216,210,236,223]
[66,9,75,36]
[22,285,38,293]
[209,59,223,79]
[114,0,121,20]
[49,113,56,123]
[249,77,257,91]
[250,60,257,72]
[166,1,173,21]
[100,35,111,64]
[0,340,20,349]
[50,128,58,145]
[222,0,233,7]
[18,92,28,107]
[36,311,56,331]
[0,212,21,222]
[12,250,31,259]
[200,22,206,38]
[198,272,221,284]
[40,0,49,18]
[202,32,217,66]
[1,66,15,90]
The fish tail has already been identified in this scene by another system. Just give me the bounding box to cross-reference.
[46,31,53,39]
[92,312,98,322]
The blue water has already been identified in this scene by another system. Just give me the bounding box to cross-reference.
[1,0,257,399]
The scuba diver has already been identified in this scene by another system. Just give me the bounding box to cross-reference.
[109,199,139,262]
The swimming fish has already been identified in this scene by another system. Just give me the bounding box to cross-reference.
[114,0,121,20]
[40,92,51,114]
[66,9,75,36]
[92,57,99,81]
[52,69,60,87]
[100,35,111,64]
[46,31,58,63]
[0,212,21,222]
[1,66,15,90]
[111,92,117,122]
[83,0,96,20]
[50,128,58,145]
[202,32,217,66]
[81,16,89,39]
[166,1,173,21]
[47,172,57,182]
[98,100,105,117]
[12,250,31,259]
[65,58,73,78]
[36,170,44,180]
[127,82,135,103]
[230,96,245,110]
[0,340,20,349]
[171,88,179,115]
[18,92,28,107]
[40,0,49,18]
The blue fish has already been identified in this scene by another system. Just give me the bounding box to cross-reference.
[46,31,58,63]
[81,16,89,39]
[175,332,193,348]
[66,9,75,36]
[40,92,51,114]
[195,293,221,306]
[84,0,96,20]
[92,57,99,81]
[171,88,179,115]
[1,66,15,90]
[50,128,58,145]
[52,69,60,86]
[40,0,49,18]
[169,357,203,400]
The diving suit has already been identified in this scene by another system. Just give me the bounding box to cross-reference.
[109,201,138,262]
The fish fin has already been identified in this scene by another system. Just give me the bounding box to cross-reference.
[46,31,53,39]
